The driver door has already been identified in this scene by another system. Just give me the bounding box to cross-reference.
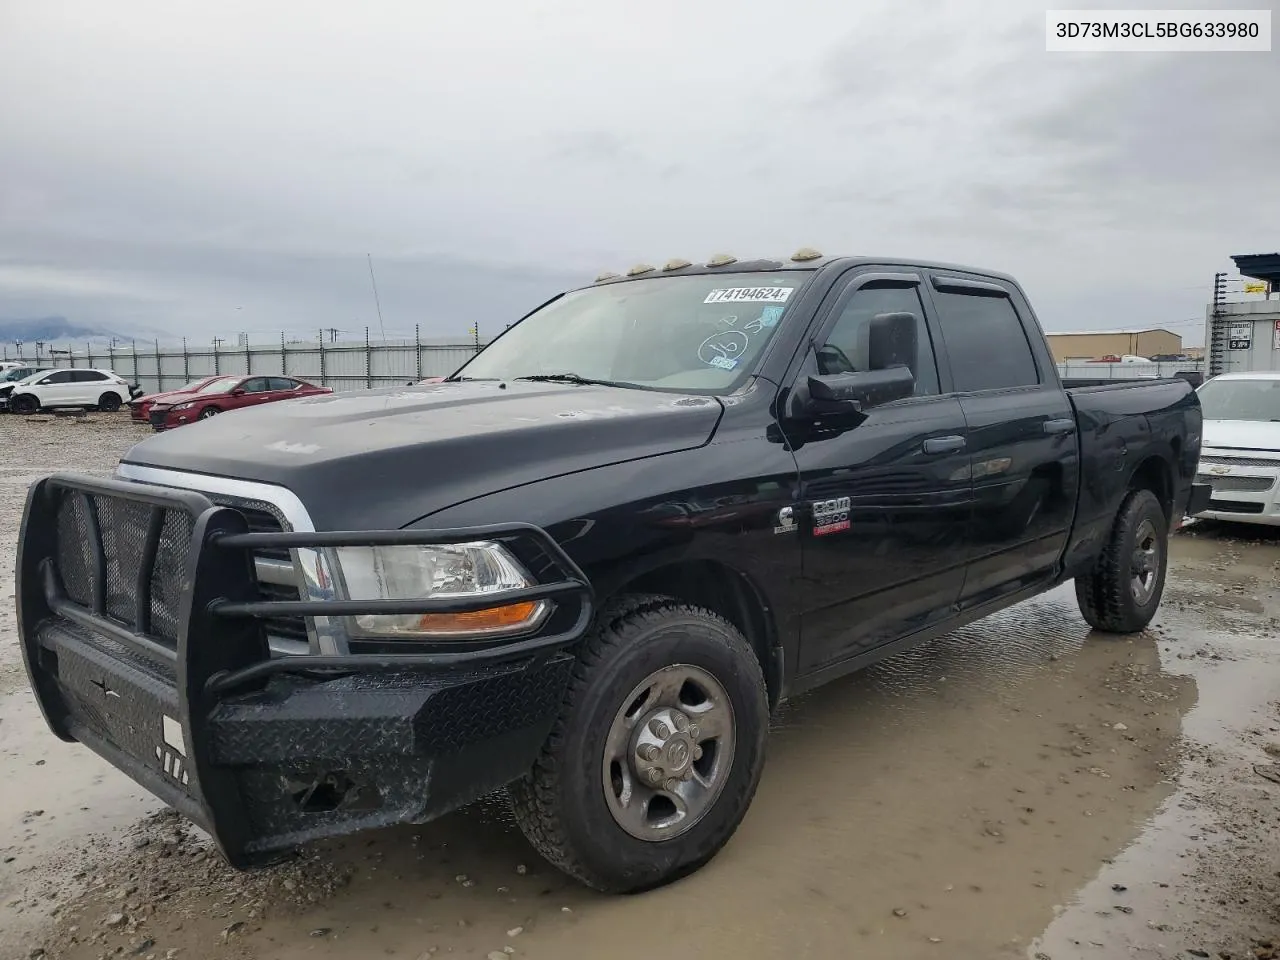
[787,270,974,674]
[235,377,274,407]
[35,369,77,405]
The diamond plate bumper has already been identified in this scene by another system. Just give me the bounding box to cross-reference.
[17,472,593,866]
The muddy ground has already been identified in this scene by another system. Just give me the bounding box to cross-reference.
[2,413,1279,960]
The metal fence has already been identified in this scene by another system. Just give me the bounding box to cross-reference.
[1,327,486,396]
[1057,360,1205,383]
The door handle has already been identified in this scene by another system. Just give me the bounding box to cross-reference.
[922,435,965,455]
[1044,418,1076,436]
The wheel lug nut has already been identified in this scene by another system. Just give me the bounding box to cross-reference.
[682,768,693,780]
[688,724,700,739]
[640,744,660,761]
[664,778,679,792]
[650,719,671,739]
[674,713,689,732]
[647,768,662,784]
[692,745,703,761]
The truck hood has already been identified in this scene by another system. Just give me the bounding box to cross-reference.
[1201,419,1280,454]
[120,380,724,528]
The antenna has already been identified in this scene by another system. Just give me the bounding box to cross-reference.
[367,254,387,344]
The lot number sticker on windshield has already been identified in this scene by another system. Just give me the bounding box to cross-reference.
[704,287,795,305]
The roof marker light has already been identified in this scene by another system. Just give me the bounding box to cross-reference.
[706,254,737,267]
[627,263,656,276]
[663,258,692,271]
[791,247,823,262]
[595,271,621,283]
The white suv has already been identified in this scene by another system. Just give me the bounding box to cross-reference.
[8,368,133,414]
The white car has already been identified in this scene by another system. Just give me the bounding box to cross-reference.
[7,368,133,415]
[1193,371,1280,525]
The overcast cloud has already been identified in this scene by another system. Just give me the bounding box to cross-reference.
[1,0,1277,346]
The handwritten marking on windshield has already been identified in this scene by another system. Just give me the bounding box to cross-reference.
[698,331,749,367]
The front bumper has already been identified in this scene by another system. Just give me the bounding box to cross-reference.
[17,473,593,865]
[1193,452,1280,525]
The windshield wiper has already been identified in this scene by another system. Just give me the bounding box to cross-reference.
[513,373,631,388]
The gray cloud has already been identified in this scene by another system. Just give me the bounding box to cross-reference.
[1,0,1276,348]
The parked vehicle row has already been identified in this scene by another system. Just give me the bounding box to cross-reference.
[1,368,331,425]
[15,251,1209,896]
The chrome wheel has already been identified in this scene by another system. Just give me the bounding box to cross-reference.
[1130,517,1160,604]
[602,663,736,842]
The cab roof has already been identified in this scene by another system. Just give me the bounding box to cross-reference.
[580,252,1021,291]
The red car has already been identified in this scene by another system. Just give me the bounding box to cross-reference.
[129,376,236,422]
[147,375,331,430]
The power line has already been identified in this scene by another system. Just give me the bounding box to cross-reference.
[367,254,387,344]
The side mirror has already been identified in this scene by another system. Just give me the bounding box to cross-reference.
[231,388,246,397]
[805,365,916,412]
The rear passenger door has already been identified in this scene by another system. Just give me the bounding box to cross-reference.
[922,272,1080,607]
[267,377,299,398]
[71,370,110,404]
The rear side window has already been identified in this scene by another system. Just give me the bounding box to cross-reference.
[933,287,1040,391]
[73,370,108,382]
[268,377,297,391]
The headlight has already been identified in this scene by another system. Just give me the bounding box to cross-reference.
[334,541,550,639]
[173,402,193,411]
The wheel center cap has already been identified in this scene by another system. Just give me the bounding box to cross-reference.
[665,739,690,770]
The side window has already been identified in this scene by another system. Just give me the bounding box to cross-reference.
[932,288,1039,391]
[268,377,297,391]
[242,378,270,393]
[42,370,74,384]
[73,370,107,382]
[819,283,940,396]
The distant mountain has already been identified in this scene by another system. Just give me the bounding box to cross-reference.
[0,317,124,342]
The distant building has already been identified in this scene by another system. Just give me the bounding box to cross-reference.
[1045,328,1183,362]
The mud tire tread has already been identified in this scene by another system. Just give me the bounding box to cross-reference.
[1075,488,1167,634]
[507,593,768,894]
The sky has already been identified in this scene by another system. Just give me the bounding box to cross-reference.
[2,0,1278,347]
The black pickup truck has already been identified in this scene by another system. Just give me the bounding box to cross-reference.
[16,252,1210,894]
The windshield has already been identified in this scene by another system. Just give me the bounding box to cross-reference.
[453,271,806,393]
[1197,378,1280,422]
[1,368,32,382]
[195,377,240,395]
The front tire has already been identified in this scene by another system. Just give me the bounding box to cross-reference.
[198,406,219,419]
[11,394,38,415]
[508,597,769,893]
[1075,488,1168,633]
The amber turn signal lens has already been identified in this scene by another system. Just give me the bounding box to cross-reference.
[414,600,542,635]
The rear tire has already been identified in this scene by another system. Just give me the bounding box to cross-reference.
[1075,488,1168,633]
[508,597,769,893]
[11,394,38,415]
[97,392,122,412]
